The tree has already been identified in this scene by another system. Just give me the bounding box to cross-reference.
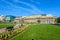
[37,20,40,23]
[57,17,60,23]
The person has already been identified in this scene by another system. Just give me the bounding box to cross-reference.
[32,39,34,40]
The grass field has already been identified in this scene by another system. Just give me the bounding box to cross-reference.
[11,24,60,40]
[0,22,14,28]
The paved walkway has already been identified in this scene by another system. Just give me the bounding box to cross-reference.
[0,28,6,33]
[0,24,22,33]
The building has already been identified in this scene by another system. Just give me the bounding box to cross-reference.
[15,16,24,23]
[15,17,20,23]
[0,15,6,22]
[21,14,55,24]
[5,15,16,22]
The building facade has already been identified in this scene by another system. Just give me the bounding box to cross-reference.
[15,17,20,23]
[15,14,55,24]
[21,14,55,24]
[15,16,24,23]
[5,15,16,22]
[0,15,5,22]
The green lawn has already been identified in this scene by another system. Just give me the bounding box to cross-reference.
[0,22,14,28]
[11,24,60,40]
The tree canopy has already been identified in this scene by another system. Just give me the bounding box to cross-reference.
[57,17,60,23]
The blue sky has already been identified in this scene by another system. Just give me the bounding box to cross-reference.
[0,0,60,17]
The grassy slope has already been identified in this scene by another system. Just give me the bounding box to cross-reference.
[0,22,14,28]
[11,24,60,40]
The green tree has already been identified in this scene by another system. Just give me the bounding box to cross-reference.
[57,17,60,23]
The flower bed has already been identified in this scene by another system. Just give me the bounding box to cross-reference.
[0,25,29,40]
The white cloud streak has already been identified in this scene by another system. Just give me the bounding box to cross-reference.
[17,1,43,13]
[1,0,36,13]
[30,0,40,4]
[1,0,44,14]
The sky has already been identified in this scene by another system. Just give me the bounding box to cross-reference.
[0,0,60,17]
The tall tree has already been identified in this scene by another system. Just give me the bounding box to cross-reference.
[57,17,60,23]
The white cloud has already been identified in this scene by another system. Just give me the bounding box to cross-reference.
[1,0,43,14]
[1,0,36,14]
[18,1,43,13]
[30,0,40,4]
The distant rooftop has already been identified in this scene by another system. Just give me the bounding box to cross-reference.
[22,14,54,17]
